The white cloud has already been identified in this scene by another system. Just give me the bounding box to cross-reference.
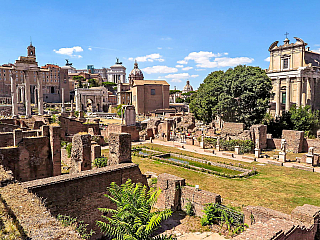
[53,46,83,58]
[312,48,320,54]
[142,65,178,74]
[182,66,193,71]
[128,53,164,62]
[161,37,172,41]
[167,47,173,49]
[177,60,188,64]
[164,73,198,83]
[176,65,184,68]
[157,47,162,49]
[264,57,270,62]
[88,47,92,51]
[195,69,206,71]
[178,51,253,68]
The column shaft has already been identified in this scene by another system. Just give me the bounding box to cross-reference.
[285,76,290,111]
[275,78,281,116]
[296,77,302,107]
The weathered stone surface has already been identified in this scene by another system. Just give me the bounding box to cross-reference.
[108,133,131,165]
[70,133,92,173]
[282,130,304,153]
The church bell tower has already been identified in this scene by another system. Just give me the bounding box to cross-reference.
[27,42,36,57]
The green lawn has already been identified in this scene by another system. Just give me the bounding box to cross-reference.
[133,144,320,214]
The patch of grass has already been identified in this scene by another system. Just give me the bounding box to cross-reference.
[133,144,320,214]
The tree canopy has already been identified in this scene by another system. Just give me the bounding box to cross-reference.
[190,65,272,127]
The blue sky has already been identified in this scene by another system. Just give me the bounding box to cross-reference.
[1,0,320,89]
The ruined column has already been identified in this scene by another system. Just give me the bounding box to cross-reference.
[21,87,24,103]
[75,89,81,111]
[13,129,23,146]
[34,88,38,108]
[24,71,32,117]
[61,88,65,113]
[296,76,302,107]
[285,76,290,111]
[37,72,43,115]
[275,77,281,117]
[70,133,92,173]
[10,72,18,117]
[108,133,131,165]
[49,125,61,176]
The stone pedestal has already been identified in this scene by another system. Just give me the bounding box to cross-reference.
[235,146,240,155]
[255,148,261,158]
[70,134,92,173]
[216,145,220,151]
[306,154,314,164]
[279,152,286,162]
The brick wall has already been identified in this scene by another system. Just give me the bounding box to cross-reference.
[181,186,221,216]
[22,163,147,239]
[282,130,304,153]
[0,123,19,132]
[0,132,14,147]
[221,122,245,135]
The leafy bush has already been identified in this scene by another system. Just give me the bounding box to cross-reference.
[93,157,108,168]
[66,143,72,158]
[96,179,175,240]
[201,203,247,235]
[185,201,195,216]
[219,139,253,153]
[61,141,68,148]
[57,214,95,239]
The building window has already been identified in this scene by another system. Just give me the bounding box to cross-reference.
[282,92,286,104]
[51,87,55,94]
[151,89,156,95]
[283,58,289,69]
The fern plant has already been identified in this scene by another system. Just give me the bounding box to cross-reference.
[96,179,176,240]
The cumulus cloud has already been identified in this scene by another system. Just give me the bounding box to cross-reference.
[142,65,178,74]
[177,60,188,64]
[165,73,198,83]
[178,51,254,68]
[128,53,164,62]
[176,65,184,68]
[88,47,92,51]
[157,47,162,49]
[53,46,83,58]
[264,57,270,62]
[182,66,193,71]
[195,69,206,71]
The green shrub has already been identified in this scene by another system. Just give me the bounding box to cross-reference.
[219,139,253,153]
[93,157,108,168]
[57,214,94,239]
[66,143,72,158]
[185,201,195,216]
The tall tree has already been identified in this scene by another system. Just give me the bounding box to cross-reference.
[190,65,272,127]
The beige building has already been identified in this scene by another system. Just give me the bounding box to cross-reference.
[267,37,320,116]
[0,44,70,106]
[117,62,170,115]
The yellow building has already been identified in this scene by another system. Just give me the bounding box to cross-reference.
[267,37,320,116]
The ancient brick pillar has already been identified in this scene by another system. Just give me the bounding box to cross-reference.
[13,129,23,146]
[70,134,92,173]
[108,133,131,165]
[155,173,185,211]
[49,125,61,176]
[41,125,50,137]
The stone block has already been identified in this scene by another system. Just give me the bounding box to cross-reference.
[279,152,286,162]
[108,133,131,165]
[70,133,92,173]
[282,130,304,153]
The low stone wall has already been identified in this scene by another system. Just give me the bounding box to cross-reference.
[23,163,147,239]
[181,186,221,217]
[267,138,281,149]
[221,122,245,135]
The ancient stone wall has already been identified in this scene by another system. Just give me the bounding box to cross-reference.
[108,133,131,165]
[0,105,12,116]
[59,116,100,138]
[282,130,304,153]
[102,124,139,141]
[70,133,91,173]
[181,186,221,217]
[0,132,14,147]
[250,124,267,149]
[267,138,282,149]
[0,123,19,132]
[23,163,147,239]
[221,122,245,135]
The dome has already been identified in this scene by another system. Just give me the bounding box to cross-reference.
[129,61,144,84]
[183,80,193,93]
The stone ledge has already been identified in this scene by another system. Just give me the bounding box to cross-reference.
[291,164,314,172]
[22,163,138,189]
[267,160,283,166]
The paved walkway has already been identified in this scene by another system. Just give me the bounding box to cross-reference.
[136,139,320,173]
[176,232,228,240]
